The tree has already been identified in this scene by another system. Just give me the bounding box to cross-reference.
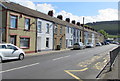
[98,29,108,38]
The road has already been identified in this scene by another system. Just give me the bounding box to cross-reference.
[1,44,118,80]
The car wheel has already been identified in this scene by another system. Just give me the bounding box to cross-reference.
[19,54,24,60]
[0,57,3,63]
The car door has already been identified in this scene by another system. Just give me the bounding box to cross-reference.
[6,45,20,57]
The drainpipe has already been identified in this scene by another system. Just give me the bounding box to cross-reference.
[35,18,38,52]
[52,22,55,50]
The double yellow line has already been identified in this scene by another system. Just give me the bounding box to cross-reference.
[64,68,88,81]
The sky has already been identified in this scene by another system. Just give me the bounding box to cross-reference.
[8,0,118,23]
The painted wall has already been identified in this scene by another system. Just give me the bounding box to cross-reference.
[65,26,73,48]
[84,31,89,45]
[37,18,53,51]
[0,5,2,43]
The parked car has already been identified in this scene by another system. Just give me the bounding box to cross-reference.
[96,42,102,46]
[0,44,25,63]
[105,42,110,45]
[86,43,94,48]
[73,42,85,50]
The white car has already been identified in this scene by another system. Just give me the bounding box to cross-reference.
[96,42,102,46]
[73,42,86,50]
[0,43,25,62]
[86,43,94,48]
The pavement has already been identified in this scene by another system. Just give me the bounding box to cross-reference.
[26,48,71,56]
[99,51,120,80]
[0,44,118,80]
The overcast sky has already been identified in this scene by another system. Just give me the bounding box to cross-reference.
[9,0,118,23]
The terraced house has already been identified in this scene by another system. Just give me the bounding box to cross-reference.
[0,1,105,53]
[1,2,37,53]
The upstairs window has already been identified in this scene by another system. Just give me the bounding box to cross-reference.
[25,18,30,30]
[54,26,57,34]
[10,15,17,28]
[60,27,62,34]
[67,27,69,33]
[46,23,49,34]
[37,21,42,33]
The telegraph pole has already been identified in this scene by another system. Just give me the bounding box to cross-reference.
[82,17,85,44]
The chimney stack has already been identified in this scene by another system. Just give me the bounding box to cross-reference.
[48,10,53,17]
[76,22,80,26]
[57,15,63,20]
[71,20,76,24]
[65,18,70,23]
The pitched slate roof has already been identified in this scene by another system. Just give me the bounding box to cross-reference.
[2,2,83,30]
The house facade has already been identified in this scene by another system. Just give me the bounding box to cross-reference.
[1,2,37,53]
[37,18,53,51]
[53,23,66,50]
[65,26,73,48]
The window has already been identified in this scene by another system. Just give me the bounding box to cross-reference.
[37,21,42,33]
[0,45,6,49]
[60,38,62,48]
[46,38,49,48]
[10,15,17,28]
[54,26,57,34]
[7,45,17,50]
[46,24,49,34]
[71,28,73,33]
[67,27,69,33]
[60,27,62,34]
[20,38,30,48]
[10,35,16,45]
[25,18,30,30]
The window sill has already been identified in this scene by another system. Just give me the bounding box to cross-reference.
[20,47,29,49]
[9,28,17,30]
[24,29,30,31]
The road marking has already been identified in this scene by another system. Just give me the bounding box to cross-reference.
[66,68,88,72]
[64,68,88,81]
[64,70,81,81]
[53,55,71,61]
[0,63,39,73]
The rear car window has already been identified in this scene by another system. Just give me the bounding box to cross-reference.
[0,45,6,49]
[74,43,79,45]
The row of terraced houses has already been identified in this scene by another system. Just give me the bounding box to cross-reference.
[0,2,104,53]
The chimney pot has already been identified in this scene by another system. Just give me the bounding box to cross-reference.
[76,22,80,26]
[72,20,76,24]
[48,10,53,17]
[57,15,63,20]
[65,18,70,23]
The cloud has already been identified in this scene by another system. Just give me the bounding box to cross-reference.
[36,3,55,14]
[9,0,118,23]
[9,0,55,14]
[55,8,118,24]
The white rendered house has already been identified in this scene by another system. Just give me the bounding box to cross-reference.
[37,18,53,51]
[66,26,74,48]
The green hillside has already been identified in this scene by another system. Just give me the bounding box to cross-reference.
[86,21,119,35]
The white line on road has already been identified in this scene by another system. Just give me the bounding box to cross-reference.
[53,55,71,61]
[0,63,39,73]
